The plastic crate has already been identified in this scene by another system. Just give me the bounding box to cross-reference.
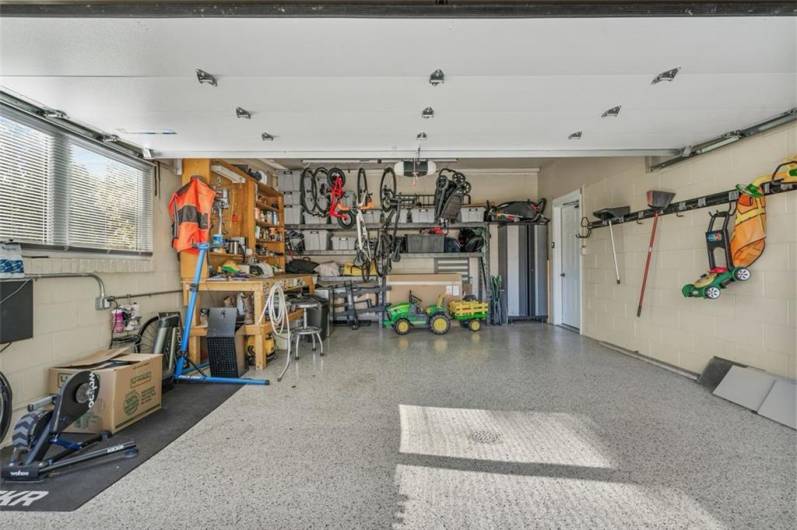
[284,205,302,225]
[406,234,444,253]
[304,230,329,251]
[458,206,485,223]
[331,232,357,251]
[410,207,435,224]
[278,170,302,191]
[304,213,329,225]
[363,209,381,224]
[283,191,301,206]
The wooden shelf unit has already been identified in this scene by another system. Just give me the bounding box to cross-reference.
[178,158,286,278]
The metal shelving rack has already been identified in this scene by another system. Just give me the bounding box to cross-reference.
[288,220,492,300]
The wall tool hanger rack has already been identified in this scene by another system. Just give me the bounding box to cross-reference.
[585,177,796,232]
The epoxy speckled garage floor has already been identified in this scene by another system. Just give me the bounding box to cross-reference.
[2,323,795,529]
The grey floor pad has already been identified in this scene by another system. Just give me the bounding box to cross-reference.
[757,379,797,430]
[712,365,777,411]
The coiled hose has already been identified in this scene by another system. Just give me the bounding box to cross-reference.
[257,283,292,382]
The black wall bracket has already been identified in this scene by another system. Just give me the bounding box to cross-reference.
[586,179,796,230]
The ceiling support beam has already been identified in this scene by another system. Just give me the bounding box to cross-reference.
[1,2,794,19]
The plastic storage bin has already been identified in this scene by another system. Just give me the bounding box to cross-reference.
[410,207,435,224]
[304,213,329,225]
[405,234,444,253]
[304,230,329,251]
[278,170,302,191]
[282,191,301,206]
[363,209,381,224]
[458,206,485,223]
[331,232,357,251]
[284,205,302,225]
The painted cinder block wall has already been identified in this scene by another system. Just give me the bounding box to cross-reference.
[539,123,797,378]
[0,165,183,419]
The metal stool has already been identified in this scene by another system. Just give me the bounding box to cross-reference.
[290,297,324,359]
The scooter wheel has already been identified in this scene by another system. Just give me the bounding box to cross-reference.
[734,268,751,282]
[705,286,721,300]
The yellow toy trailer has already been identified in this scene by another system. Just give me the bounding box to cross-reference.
[448,299,489,332]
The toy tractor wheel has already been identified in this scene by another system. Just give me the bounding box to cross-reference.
[468,320,481,332]
[430,314,450,335]
[394,318,411,335]
[734,268,751,282]
[705,286,721,300]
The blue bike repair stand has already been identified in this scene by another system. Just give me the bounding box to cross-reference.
[173,243,269,385]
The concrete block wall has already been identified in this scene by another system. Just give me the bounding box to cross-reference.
[540,123,796,378]
[0,165,182,418]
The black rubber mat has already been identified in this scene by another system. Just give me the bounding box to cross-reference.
[0,382,242,512]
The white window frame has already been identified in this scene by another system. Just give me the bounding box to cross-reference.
[0,104,154,257]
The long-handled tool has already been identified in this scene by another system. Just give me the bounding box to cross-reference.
[594,207,630,285]
[636,191,675,317]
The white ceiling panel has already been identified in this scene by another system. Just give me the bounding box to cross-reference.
[0,16,795,159]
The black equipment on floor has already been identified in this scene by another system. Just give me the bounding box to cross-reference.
[305,295,333,338]
[0,371,12,442]
[497,223,548,321]
[206,308,243,378]
[2,370,138,482]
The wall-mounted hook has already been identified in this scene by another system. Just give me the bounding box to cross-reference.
[635,212,644,224]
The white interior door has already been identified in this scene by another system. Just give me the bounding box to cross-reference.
[560,201,581,329]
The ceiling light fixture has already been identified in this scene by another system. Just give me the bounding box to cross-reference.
[601,106,622,118]
[417,132,428,141]
[421,107,435,119]
[568,131,582,140]
[196,69,218,86]
[261,132,275,142]
[211,164,246,184]
[235,107,252,119]
[41,109,67,119]
[429,69,445,86]
[651,67,680,85]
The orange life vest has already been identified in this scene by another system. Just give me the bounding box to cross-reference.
[168,176,216,254]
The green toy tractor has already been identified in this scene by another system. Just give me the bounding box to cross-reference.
[383,292,451,335]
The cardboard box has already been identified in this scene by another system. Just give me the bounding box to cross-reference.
[386,273,462,307]
[49,348,162,434]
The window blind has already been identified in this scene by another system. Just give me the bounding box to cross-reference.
[0,106,153,255]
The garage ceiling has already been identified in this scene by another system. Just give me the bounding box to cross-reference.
[0,16,794,160]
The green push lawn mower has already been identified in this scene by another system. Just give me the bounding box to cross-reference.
[383,292,451,335]
[682,207,751,300]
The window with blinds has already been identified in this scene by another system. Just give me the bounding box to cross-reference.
[0,106,153,255]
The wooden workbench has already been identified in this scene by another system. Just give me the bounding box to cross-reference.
[181,273,315,369]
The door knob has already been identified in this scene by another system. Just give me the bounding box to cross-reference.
[560,273,566,277]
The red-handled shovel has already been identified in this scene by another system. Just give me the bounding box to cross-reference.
[637,191,675,317]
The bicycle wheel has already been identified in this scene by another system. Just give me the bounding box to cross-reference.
[336,211,355,228]
[357,168,368,205]
[300,167,319,215]
[314,168,331,215]
[380,167,397,212]
[328,167,346,188]
[137,315,160,354]
[355,249,372,282]
[374,230,392,278]
[0,371,12,442]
